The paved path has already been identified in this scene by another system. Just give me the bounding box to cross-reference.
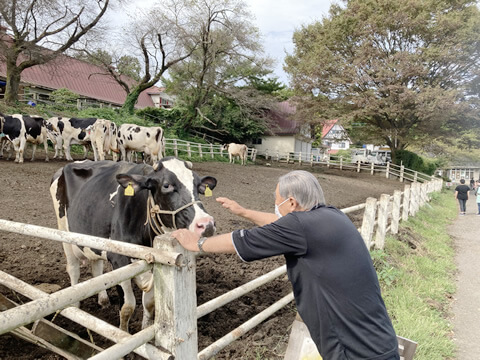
[449,196,480,359]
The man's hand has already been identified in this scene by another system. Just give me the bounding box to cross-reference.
[216,197,246,217]
[171,229,200,252]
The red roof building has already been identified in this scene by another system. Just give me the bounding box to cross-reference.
[0,51,172,109]
[252,100,313,157]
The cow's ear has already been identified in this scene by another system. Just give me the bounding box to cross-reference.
[116,174,153,192]
[198,176,217,194]
[185,161,193,170]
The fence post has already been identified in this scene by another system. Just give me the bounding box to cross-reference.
[327,156,330,168]
[357,161,361,173]
[400,165,404,183]
[154,235,197,359]
[402,184,411,221]
[375,194,390,250]
[187,143,191,158]
[210,144,214,159]
[173,139,178,158]
[276,151,280,162]
[299,152,302,165]
[391,190,402,234]
[340,156,343,170]
[409,182,418,216]
[252,149,257,162]
[361,197,377,249]
[386,162,390,179]
[414,171,418,182]
[370,162,374,175]
[310,154,314,167]
[286,153,290,163]
[198,144,203,158]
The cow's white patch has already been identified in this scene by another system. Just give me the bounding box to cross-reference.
[109,185,120,203]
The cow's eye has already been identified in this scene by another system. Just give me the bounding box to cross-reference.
[162,183,174,193]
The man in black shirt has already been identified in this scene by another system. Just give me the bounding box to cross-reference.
[455,179,470,215]
[173,170,399,359]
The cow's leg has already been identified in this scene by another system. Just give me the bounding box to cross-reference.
[63,243,81,308]
[134,271,155,328]
[119,280,136,332]
[91,259,110,307]
[30,143,37,161]
[229,153,233,164]
[43,138,49,162]
[142,289,155,329]
[64,139,73,161]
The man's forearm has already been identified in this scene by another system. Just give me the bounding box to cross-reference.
[239,209,278,226]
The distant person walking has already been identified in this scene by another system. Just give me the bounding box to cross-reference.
[455,179,470,215]
[476,180,480,215]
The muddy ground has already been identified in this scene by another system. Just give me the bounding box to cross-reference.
[0,151,404,359]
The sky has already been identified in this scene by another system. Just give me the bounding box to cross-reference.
[107,0,337,86]
[244,0,336,85]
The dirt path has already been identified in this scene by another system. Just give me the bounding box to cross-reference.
[449,195,480,358]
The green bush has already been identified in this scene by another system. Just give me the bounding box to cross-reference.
[394,150,439,175]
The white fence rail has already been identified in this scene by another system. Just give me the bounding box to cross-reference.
[0,177,443,359]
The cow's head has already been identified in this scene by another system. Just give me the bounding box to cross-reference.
[221,143,229,151]
[116,157,216,237]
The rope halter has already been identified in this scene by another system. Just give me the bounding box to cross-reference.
[146,192,203,236]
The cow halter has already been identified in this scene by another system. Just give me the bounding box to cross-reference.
[146,193,203,236]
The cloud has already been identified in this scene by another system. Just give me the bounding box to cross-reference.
[244,0,335,84]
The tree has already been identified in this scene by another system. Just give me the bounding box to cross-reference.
[0,0,110,104]
[164,0,275,139]
[284,0,480,159]
[101,0,203,114]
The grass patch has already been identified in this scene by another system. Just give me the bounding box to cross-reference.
[374,191,458,359]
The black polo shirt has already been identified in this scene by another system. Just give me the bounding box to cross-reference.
[232,205,399,360]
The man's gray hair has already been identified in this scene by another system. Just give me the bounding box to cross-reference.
[278,170,325,209]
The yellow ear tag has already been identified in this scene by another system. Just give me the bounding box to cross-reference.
[124,182,135,197]
[204,184,212,197]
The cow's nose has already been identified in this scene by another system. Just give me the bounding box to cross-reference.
[194,217,216,237]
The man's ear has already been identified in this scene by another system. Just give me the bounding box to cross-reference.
[116,174,154,192]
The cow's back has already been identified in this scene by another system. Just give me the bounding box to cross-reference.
[52,160,153,240]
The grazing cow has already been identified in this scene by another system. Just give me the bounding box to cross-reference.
[47,117,97,161]
[85,119,119,161]
[0,113,49,163]
[222,143,248,165]
[117,124,164,164]
[50,157,216,331]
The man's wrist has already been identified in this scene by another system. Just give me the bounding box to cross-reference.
[198,237,208,252]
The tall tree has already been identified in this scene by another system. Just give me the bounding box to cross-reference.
[0,0,110,104]
[164,0,274,138]
[284,0,480,158]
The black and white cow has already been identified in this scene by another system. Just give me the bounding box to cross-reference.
[117,124,164,164]
[0,113,49,163]
[47,117,97,161]
[50,157,216,331]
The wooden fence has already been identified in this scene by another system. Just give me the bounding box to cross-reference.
[163,139,257,163]
[0,171,443,359]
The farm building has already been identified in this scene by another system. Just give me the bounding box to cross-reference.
[251,101,313,157]
[321,119,352,154]
[0,27,173,110]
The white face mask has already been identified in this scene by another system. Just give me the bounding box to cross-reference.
[275,198,289,218]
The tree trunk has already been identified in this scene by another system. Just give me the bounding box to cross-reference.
[122,87,143,114]
[4,58,21,104]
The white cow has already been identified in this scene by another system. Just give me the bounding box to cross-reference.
[117,124,164,164]
[85,119,119,161]
[222,143,248,165]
